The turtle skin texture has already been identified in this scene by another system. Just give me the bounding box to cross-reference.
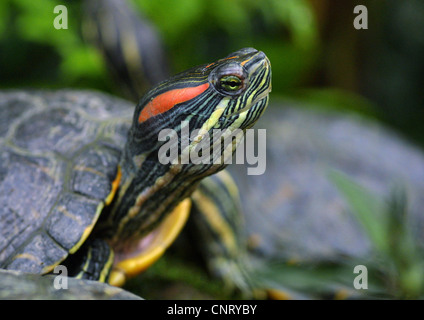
[0,90,132,274]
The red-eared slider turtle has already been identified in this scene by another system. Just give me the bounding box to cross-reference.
[82,0,424,299]
[0,47,272,293]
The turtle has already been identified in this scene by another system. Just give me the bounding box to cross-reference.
[82,0,424,299]
[0,46,272,298]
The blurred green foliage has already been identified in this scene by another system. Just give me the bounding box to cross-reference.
[0,0,319,95]
[133,0,319,93]
[0,0,106,88]
[1,0,423,148]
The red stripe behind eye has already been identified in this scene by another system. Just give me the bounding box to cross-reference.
[138,83,210,123]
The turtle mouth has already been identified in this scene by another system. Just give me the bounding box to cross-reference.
[228,86,271,118]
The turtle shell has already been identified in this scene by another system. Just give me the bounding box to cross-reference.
[228,102,424,261]
[0,269,142,300]
[0,90,133,274]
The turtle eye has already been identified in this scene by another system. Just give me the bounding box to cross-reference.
[209,62,247,95]
[219,75,243,92]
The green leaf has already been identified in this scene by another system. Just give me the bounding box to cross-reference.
[0,0,8,38]
[60,45,105,81]
[132,0,203,42]
[269,0,318,49]
[252,260,389,299]
[329,170,389,255]
[210,0,250,36]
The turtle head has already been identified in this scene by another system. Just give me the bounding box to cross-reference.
[110,48,271,245]
[129,47,271,163]
[203,47,272,130]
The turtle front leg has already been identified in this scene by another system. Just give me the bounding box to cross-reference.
[61,238,114,282]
